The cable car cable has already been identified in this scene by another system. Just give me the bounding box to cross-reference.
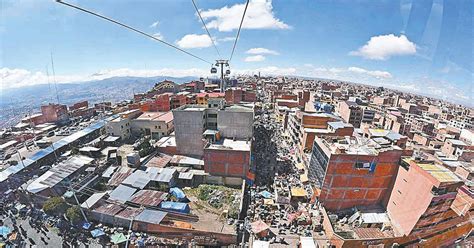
[56,0,213,65]
[229,0,250,62]
[191,0,221,58]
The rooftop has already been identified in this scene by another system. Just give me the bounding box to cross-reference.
[26,155,94,194]
[206,138,251,151]
[318,135,402,156]
[404,158,461,184]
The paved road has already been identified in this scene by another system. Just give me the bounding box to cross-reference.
[2,215,102,248]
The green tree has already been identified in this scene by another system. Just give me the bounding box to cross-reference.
[43,197,68,216]
[66,206,83,224]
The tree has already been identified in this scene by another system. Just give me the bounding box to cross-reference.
[43,197,68,216]
[66,206,82,224]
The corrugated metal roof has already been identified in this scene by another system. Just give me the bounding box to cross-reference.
[135,209,167,224]
[81,192,108,209]
[108,167,134,187]
[130,190,168,206]
[109,184,137,203]
[26,155,94,194]
[121,170,151,189]
[115,207,143,220]
[93,202,125,216]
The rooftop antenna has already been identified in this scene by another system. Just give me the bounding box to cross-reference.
[45,65,54,103]
[50,51,60,104]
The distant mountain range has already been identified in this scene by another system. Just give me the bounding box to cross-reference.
[0,76,197,127]
[0,76,196,107]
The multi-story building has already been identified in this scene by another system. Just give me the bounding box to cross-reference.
[172,104,254,158]
[131,112,174,140]
[106,109,142,140]
[337,101,374,128]
[309,134,405,211]
[225,88,257,104]
[203,139,251,183]
[386,158,465,237]
[286,111,343,153]
[405,114,435,136]
[41,103,69,124]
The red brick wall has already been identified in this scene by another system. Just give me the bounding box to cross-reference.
[203,149,250,178]
[319,150,402,211]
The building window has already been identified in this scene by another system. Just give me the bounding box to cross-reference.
[355,162,370,169]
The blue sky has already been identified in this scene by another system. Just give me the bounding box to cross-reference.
[1,0,472,105]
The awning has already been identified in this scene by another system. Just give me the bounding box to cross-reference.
[90,228,105,238]
[300,173,309,183]
[291,187,307,197]
[258,190,273,199]
[251,220,270,234]
[263,199,275,205]
[295,163,305,170]
[0,226,11,238]
[110,233,128,244]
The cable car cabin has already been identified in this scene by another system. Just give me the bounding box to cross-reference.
[226,69,231,75]
[211,67,217,73]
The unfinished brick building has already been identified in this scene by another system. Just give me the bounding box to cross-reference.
[309,135,405,211]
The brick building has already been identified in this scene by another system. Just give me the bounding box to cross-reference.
[203,139,251,179]
[41,103,69,123]
[309,135,405,211]
[225,88,257,104]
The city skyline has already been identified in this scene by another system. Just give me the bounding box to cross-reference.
[1,0,472,105]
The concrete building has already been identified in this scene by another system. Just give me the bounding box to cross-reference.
[309,135,405,211]
[286,111,345,154]
[106,109,142,140]
[405,114,435,136]
[337,101,374,128]
[217,105,254,140]
[131,112,174,140]
[173,104,254,158]
[173,106,207,157]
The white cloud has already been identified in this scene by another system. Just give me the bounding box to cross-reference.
[244,55,266,62]
[1,68,83,90]
[348,66,392,79]
[350,34,416,60]
[149,21,159,28]
[218,36,235,42]
[200,0,290,32]
[152,32,164,40]
[176,34,213,49]
[246,47,279,55]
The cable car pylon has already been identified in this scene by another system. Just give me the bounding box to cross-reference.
[210,59,230,92]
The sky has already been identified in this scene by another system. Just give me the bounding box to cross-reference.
[1,0,472,105]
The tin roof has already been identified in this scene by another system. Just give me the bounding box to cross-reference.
[109,184,137,203]
[134,209,167,224]
[129,190,168,207]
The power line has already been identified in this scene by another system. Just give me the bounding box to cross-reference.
[229,0,250,62]
[55,0,213,65]
[191,0,221,58]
